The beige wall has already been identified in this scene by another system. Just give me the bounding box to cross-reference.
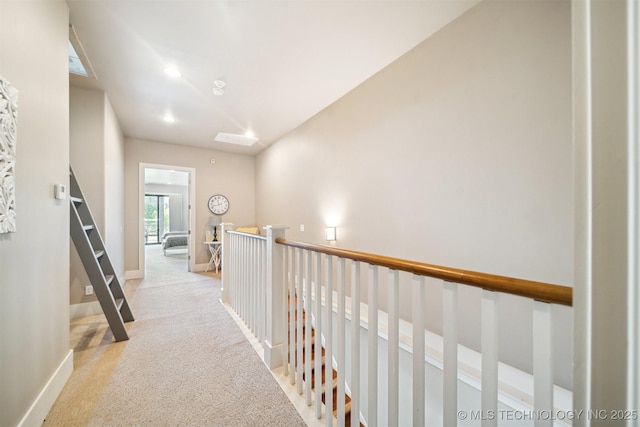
[103,94,126,279]
[256,0,573,387]
[124,138,255,271]
[0,1,71,425]
[69,87,125,305]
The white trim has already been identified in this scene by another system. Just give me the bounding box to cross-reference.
[262,339,283,369]
[69,301,102,319]
[17,350,73,427]
[627,0,640,417]
[572,0,593,419]
[192,263,213,273]
[124,270,143,280]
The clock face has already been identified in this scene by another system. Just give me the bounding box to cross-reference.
[208,194,229,215]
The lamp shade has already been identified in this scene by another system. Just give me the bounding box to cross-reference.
[208,216,221,226]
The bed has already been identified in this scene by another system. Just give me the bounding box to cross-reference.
[161,233,188,255]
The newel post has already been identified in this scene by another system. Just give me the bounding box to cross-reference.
[263,224,288,369]
[220,223,234,304]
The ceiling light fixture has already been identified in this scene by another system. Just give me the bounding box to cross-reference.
[163,114,176,123]
[245,130,255,138]
[164,66,181,79]
[213,79,226,96]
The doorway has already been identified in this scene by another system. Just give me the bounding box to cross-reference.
[138,163,196,275]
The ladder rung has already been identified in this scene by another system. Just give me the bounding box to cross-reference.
[115,298,124,311]
[70,196,83,204]
[105,274,115,287]
[83,225,94,231]
[94,250,104,259]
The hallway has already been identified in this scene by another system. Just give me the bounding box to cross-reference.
[44,249,304,426]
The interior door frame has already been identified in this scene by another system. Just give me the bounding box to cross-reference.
[138,163,196,274]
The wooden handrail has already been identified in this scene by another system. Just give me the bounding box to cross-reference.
[275,238,572,306]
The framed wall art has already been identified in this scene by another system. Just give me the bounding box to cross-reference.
[0,75,18,233]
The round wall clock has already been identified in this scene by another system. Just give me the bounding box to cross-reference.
[208,194,229,215]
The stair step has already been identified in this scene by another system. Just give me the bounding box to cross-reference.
[70,196,83,204]
[105,274,115,287]
[115,298,124,311]
[94,250,104,259]
[82,224,94,231]
[288,295,364,427]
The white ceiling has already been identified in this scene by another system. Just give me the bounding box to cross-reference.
[68,0,479,155]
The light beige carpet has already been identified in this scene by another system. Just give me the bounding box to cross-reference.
[44,245,305,427]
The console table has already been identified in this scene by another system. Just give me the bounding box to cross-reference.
[204,241,222,273]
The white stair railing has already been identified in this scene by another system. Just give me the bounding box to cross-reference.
[222,225,574,427]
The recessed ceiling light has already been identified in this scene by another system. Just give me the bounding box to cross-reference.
[245,130,255,138]
[164,66,181,78]
[163,114,176,123]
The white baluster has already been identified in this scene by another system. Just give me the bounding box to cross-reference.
[258,239,263,341]
[314,251,323,419]
[297,248,304,395]
[239,237,245,320]
[237,236,242,318]
[481,290,498,427]
[368,264,379,427]
[533,301,553,427]
[221,223,233,304]
[443,281,458,427]
[412,275,426,427]
[337,257,347,425]
[388,269,399,426]
[290,247,296,385]
[325,255,334,427]
[283,246,290,377]
[248,238,252,327]
[305,250,313,405]
[351,261,361,426]
[232,234,237,309]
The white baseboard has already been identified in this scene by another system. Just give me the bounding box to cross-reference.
[18,349,73,427]
[124,270,143,280]
[70,301,102,319]
[193,263,219,273]
[192,263,206,272]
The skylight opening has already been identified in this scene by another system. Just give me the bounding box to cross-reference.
[68,41,88,77]
[214,132,259,147]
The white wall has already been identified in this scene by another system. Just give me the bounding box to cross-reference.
[0,1,71,425]
[124,138,255,270]
[256,0,573,388]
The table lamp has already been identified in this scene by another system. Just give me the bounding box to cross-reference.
[208,216,221,241]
